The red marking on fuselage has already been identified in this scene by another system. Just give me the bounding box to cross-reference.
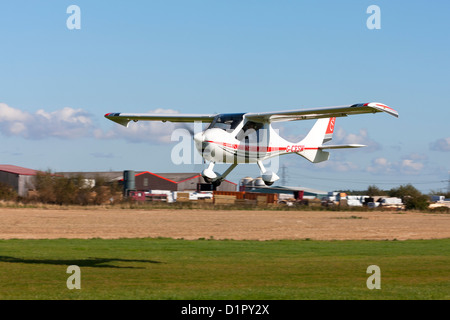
[205,141,318,154]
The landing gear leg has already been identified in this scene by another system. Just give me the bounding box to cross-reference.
[257,160,280,186]
[202,162,218,183]
[220,163,238,181]
[201,163,238,186]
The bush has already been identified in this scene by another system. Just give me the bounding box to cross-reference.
[31,171,121,205]
[389,184,429,210]
[33,171,57,203]
[0,182,18,201]
[33,172,86,205]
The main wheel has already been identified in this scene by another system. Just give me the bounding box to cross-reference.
[203,176,212,183]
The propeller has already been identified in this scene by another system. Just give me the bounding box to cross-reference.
[177,123,206,164]
[179,123,195,136]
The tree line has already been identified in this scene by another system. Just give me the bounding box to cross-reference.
[0,174,448,210]
[336,184,448,211]
[0,171,122,205]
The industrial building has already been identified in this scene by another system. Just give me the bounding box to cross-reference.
[239,176,327,200]
[58,170,237,193]
[129,171,236,192]
[0,165,40,197]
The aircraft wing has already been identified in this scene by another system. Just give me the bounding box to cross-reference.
[244,102,398,123]
[104,112,216,127]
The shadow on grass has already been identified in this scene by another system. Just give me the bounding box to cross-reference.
[0,256,162,269]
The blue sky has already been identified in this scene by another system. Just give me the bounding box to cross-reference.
[0,1,449,193]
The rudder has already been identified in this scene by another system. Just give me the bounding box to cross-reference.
[296,117,335,163]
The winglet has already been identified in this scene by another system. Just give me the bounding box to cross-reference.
[104,113,131,127]
[363,102,399,118]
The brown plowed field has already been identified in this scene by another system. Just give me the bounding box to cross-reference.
[1,207,449,240]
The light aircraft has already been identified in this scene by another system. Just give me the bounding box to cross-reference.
[105,102,398,186]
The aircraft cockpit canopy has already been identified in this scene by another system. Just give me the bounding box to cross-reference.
[208,113,245,132]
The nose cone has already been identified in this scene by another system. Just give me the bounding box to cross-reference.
[193,131,207,158]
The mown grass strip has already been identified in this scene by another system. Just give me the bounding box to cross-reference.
[0,238,448,299]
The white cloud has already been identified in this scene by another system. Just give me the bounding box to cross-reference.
[0,103,93,139]
[399,154,427,175]
[333,127,381,152]
[0,103,194,144]
[315,159,359,172]
[401,159,424,173]
[367,155,426,175]
[0,103,31,122]
[430,137,450,152]
[366,157,393,174]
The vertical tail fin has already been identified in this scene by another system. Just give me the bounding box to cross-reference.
[323,117,336,143]
[297,117,335,163]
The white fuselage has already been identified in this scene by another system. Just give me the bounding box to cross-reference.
[194,122,309,164]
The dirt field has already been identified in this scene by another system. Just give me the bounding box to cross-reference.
[1,207,449,240]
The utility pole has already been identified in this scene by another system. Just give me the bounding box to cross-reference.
[447,172,450,194]
[280,164,287,186]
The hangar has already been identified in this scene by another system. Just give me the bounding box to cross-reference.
[0,164,40,197]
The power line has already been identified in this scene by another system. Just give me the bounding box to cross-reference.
[286,171,446,186]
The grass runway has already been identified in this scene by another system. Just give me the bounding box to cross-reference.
[0,238,449,300]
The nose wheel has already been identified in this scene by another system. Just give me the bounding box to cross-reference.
[201,162,237,187]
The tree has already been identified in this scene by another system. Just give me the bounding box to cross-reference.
[34,171,57,203]
[366,185,386,196]
[53,176,77,205]
[389,184,429,210]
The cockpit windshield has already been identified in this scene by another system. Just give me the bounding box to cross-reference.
[208,113,245,132]
[235,120,264,141]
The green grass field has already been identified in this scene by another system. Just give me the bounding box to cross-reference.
[0,238,448,300]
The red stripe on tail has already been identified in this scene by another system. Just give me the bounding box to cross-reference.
[325,117,336,134]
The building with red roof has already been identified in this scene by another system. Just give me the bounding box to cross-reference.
[0,165,41,197]
[0,165,237,199]
[59,170,237,192]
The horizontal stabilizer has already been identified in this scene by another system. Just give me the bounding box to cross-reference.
[318,144,366,150]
